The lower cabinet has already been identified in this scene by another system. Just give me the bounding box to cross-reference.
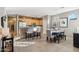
[73,33,79,48]
[1,37,14,52]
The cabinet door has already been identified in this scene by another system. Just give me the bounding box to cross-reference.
[73,33,79,48]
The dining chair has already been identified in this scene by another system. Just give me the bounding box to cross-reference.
[59,32,66,40]
[46,30,55,42]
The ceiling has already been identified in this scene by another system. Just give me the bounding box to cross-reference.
[5,7,79,17]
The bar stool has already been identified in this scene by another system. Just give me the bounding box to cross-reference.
[25,28,33,40]
[37,27,41,39]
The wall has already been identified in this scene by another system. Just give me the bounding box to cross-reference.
[8,16,17,36]
[51,9,79,38]
[0,7,6,49]
[43,16,48,34]
[0,7,6,36]
[0,7,6,28]
[43,15,52,34]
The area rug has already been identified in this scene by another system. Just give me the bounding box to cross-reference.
[14,41,35,47]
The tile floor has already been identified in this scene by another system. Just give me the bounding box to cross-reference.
[14,35,79,52]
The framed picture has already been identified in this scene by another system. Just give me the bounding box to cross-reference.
[1,16,6,28]
[59,18,68,28]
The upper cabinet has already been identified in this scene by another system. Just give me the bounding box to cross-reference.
[19,16,43,26]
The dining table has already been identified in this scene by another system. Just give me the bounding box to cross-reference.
[47,29,65,43]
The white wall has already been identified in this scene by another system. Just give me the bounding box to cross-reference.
[43,15,48,34]
[0,7,6,49]
[51,9,79,38]
[0,7,6,28]
[43,15,52,34]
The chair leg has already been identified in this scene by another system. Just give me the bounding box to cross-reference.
[53,37,56,43]
[40,33,41,39]
[58,39,60,44]
[65,35,66,40]
[57,36,60,44]
[28,34,30,40]
[37,33,41,39]
[50,38,53,43]
[46,37,48,41]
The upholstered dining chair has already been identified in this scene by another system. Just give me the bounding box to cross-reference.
[59,32,66,40]
[46,30,55,42]
[47,30,61,43]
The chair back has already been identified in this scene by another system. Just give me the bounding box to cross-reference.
[47,30,51,37]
